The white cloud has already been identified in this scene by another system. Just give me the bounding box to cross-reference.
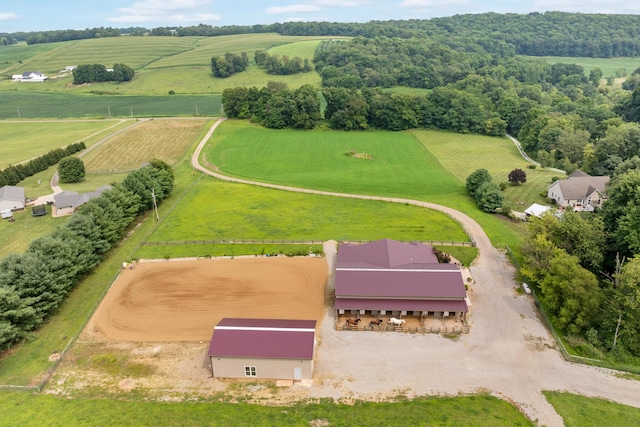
[399,0,469,8]
[266,5,323,15]
[0,12,20,21]
[108,0,220,24]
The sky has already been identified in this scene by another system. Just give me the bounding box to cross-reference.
[1,0,640,33]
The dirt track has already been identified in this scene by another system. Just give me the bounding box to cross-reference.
[90,257,327,341]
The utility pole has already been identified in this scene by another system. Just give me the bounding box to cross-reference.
[151,188,160,224]
[108,106,111,117]
[17,107,21,119]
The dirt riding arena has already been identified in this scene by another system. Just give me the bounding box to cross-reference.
[87,257,328,342]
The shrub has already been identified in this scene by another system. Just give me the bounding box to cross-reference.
[527,164,537,169]
[58,156,85,183]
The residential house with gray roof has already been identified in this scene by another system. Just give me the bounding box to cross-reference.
[53,185,112,216]
[0,185,26,212]
[547,170,609,211]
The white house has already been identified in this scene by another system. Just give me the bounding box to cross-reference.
[0,185,26,212]
[547,170,609,211]
[12,71,48,82]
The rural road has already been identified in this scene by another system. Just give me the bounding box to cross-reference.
[192,119,640,426]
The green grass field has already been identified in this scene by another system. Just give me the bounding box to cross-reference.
[0,393,532,427]
[524,55,640,78]
[142,176,469,245]
[411,129,562,207]
[0,120,127,167]
[204,120,527,249]
[544,391,640,427]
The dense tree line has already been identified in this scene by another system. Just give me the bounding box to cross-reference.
[0,142,85,187]
[72,64,135,84]
[149,12,640,58]
[25,27,121,45]
[211,52,249,78]
[0,160,174,350]
[223,82,321,129]
[254,50,313,75]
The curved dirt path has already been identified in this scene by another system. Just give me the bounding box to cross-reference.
[192,119,640,426]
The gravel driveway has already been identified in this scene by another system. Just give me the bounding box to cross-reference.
[194,119,640,427]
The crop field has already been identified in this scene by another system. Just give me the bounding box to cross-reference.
[0,120,126,167]
[81,118,211,172]
[0,92,222,119]
[411,129,561,207]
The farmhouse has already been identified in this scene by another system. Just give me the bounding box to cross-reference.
[335,239,468,321]
[547,170,610,211]
[11,71,48,82]
[53,185,112,216]
[208,318,316,381]
[0,185,26,212]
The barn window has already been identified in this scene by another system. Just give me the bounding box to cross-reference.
[244,366,257,377]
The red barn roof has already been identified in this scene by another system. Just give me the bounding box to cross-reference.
[208,318,316,360]
[335,239,467,312]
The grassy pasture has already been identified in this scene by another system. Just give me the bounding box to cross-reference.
[0,92,222,119]
[141,177,469,247]
[0,207,67,258]
[81,118,211,173]
[0,120,126,168]
[544,391,640,427]
[0,393,532,427]
[0,41,72,75]
[204,120,526,248]
[524,55,640,77]
[411,129,562,208]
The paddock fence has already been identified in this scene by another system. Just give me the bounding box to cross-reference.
[336,322,469,335]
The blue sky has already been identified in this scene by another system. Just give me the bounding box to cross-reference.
[2,0,639,33]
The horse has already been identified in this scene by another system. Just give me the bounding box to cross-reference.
[369,319,384,326]
[345,318,361,327]
[389,317,406,326]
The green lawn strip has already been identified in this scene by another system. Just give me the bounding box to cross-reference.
[204,120,526,248]
[0,120,124,168]
[0,92,222,119]
[135,243,324,260]
[523,55,640,78]
[543,391,640,427]
[0,393,532,426]
[143,177,469,244]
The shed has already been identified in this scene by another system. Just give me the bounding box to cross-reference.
[208,318,316,380]
[524,203,552,219]
[0,185,26,212]
[335,239,468,318]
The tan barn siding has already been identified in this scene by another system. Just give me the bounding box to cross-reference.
[211,356,313,380]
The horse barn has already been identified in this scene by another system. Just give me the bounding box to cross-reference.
[335,239,469,330]
[207,318,317,381]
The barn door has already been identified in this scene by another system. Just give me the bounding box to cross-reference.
[294,367,302,381]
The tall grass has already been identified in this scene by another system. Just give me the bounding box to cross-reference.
[544,391,640,427]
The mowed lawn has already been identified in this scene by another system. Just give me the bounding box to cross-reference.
[411,129,562,208]
[544,391,640,427]
[204,120,527,248]
[0,120,127,168]
[81,118,212,172]
[143,176,470,244]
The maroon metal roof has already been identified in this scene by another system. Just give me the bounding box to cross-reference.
[335,268,466,299]
[335,239,467,302]
[335,297,468,312]
[208,318,316,360]
[337,239,439,268]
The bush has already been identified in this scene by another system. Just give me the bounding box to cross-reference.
[527,164,537,169]
[58,156,85,183]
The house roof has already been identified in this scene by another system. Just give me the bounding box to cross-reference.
[0,185,25,202]
[551,173,610,201]
[337,238,439,269]
[54,185,112,209]
[524,203,552,217]
[335,239,467,310]
[208,318,316,360]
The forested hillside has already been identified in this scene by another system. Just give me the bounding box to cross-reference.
[4,12,640,58]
